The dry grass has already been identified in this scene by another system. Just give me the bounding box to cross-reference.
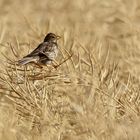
[0,0,140,140]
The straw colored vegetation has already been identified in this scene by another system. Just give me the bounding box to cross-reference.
[0,0,140,140]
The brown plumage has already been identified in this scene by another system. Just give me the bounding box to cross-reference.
[18,33,60,66]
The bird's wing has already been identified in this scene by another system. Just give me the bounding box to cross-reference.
[26,42,52,57]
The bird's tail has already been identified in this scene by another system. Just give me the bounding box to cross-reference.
[18,57,37,65]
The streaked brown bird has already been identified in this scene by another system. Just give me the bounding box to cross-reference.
[18,33,60,67]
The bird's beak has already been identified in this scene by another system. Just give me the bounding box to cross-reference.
[56,35,61,40]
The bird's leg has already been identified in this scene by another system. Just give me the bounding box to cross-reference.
[33,62,43,69]
[52,60,59,69]
[53,60,59,65]
[52,61,58,69]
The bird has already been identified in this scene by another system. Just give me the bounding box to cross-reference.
[18,33,61,67]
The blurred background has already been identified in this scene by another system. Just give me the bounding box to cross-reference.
[1,0,140,40]
[0,0,140,140]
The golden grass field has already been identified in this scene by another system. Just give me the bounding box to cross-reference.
[0,0,140,139]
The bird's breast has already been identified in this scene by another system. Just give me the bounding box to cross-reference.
[46,45,58,60]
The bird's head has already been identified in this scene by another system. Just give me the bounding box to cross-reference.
[44,33,61,43]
